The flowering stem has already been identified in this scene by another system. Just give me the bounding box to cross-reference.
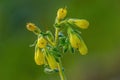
[57,58,66,80]
[55,28,59,45]
[55,27,66,80]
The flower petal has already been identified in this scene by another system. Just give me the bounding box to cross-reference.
[34,48,45,65]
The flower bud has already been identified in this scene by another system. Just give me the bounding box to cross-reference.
[57,8,67,20]
[68,19,89,29]
[26,23,37,31]
[34,48,45,65]
[37,37,47,48]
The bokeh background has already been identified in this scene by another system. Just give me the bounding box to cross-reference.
[0,0,120,80]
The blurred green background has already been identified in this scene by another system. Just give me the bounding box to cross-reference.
[0,0,120,80]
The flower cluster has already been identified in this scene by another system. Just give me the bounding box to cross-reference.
[26,7,89,80]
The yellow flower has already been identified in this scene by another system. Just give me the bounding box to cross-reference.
[37,37,47,48]
[46,53,58,70]
[78,38,88,55]
[57,8,67,20]
[26,23,37,31]
[34,48,45,65]
[69,33,80,48]
[69,32,88,55]
[68,19,89,29]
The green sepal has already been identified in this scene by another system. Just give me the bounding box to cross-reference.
[63,44,68,53]
[69,44,75,54]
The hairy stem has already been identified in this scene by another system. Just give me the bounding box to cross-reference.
[55,28,60,45]
[55,27,66,80]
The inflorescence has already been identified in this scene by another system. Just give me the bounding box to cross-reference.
[26,7,89,80]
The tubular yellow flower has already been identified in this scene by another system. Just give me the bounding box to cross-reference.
[68,19,89,29]
[69,33,80,48]
[69,32,88,55]
[78,38,88,55]
[57,8,67,20]
[34,48,45,65]
[46,53,58,70]
[26,23,37,31]
[37,37,47,48]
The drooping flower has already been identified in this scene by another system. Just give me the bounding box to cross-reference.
[37,37,47,48]
[46,53,58,70]
[69,33,80,49]
[68,28,88,55]
[57,8,67,20]
[68,19,89,29]
[78,38,88,55]
[34,48,45,65]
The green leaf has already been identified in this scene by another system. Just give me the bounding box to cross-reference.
[49,47,62,58]
[52,50,62,58]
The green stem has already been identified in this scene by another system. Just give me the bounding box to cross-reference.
[55,27,66,80]
[57,58,66,80]
[55,28,59,45]
[33,27,41,35]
